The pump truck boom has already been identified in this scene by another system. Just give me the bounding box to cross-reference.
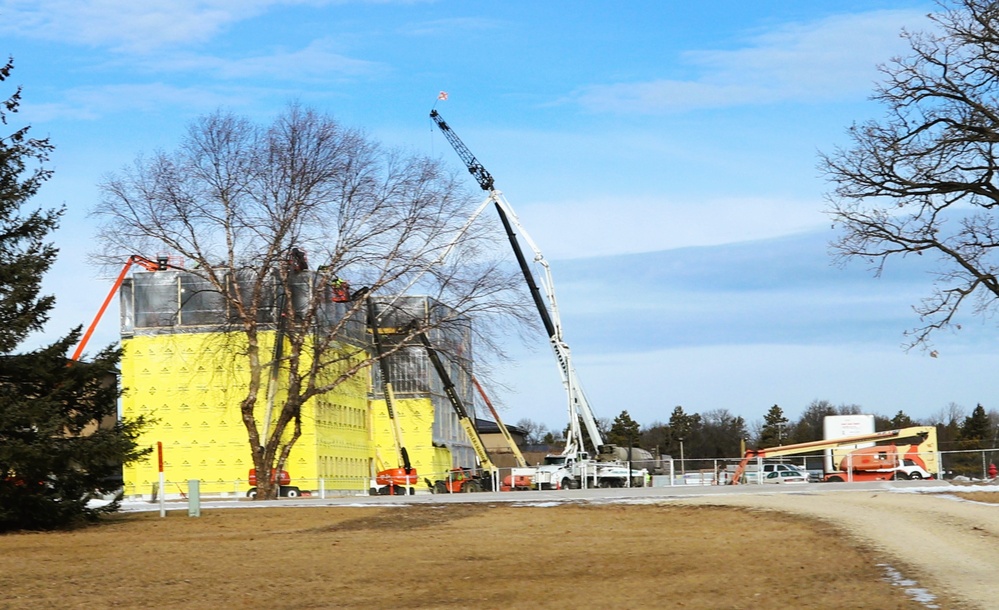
[430,109,602,458]
[729,426,939,484]
[430,109,647,490]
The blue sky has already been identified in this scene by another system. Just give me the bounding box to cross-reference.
[4,0,996,431]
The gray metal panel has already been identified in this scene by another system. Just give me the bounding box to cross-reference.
[179,274,226,326]
[133,272,179,328]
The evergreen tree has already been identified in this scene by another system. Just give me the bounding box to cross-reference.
[697,409,747,459]
[889,410,917,429]
[639,421,670,455]
[759,404,789,448]
[607,410,641,447]
[667,405,700,459]
[0,58,149,531]
[926,402,964,453]
[959,404,991,449]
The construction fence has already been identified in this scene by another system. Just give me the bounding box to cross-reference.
[120,448,999,502]
[668,448,999,485]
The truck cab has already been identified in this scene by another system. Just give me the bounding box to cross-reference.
[535,453,578,490]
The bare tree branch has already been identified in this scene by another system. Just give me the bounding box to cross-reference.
[822,0,999,351]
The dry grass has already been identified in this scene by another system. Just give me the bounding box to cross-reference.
[950,490,999,504]
[0,502,961,609]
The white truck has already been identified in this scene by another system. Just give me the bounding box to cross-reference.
[533,451,647,490]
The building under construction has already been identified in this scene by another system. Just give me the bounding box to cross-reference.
[118,264,478,496]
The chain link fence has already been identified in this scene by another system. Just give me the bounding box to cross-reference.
[123,448,999,502]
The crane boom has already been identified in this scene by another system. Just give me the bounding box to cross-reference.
[430,109,604,455]
[430,110,494,191]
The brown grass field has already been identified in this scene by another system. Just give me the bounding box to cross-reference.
[2,491,991,609]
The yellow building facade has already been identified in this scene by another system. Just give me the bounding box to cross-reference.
[119,268,474,497]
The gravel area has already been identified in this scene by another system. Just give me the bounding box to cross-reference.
[677,487,999,609]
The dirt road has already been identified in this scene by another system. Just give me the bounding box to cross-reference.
[677,488,999,609]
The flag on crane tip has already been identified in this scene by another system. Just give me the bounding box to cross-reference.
[438,91,448,101]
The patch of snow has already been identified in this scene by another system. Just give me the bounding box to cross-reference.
[878,564,939,609]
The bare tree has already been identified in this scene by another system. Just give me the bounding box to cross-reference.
[515,418,549,446]
[93,104,530,499]
[821,0,999,351]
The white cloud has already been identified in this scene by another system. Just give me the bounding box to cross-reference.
[403,17,499,37]
[492,341,999,430]
[517,194,826,259]
[22,83,245,123]
[0,0,303,53]
[146,38,384,81]
[572,9,932,113]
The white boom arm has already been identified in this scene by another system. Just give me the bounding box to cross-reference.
[489,191,604,455]
[430,109,604,456]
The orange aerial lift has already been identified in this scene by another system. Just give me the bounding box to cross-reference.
[729,426,939,484]
[472,376,527,469]
[471,377,534,490]
[70,254,174,362]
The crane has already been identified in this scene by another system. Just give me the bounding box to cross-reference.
[430,109,603,457]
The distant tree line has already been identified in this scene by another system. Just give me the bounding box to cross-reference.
[517,400,999,473]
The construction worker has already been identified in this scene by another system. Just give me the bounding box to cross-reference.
[289,247,308,272]
[330,277,349,302]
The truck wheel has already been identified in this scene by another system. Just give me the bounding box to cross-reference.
[560,478,573,490]
[599,479,613,488]
[246,488,257,498]
[433,481,448,494]
[826,476,844,483]
[284,487,300,498]
[908,472,922,480]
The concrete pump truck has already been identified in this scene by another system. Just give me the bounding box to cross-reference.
[430,109,646,489]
